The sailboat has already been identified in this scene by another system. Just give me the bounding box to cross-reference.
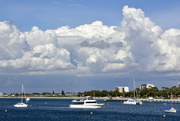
[123,76,142,105]
[14,84,28,108]
[164,93,176,113]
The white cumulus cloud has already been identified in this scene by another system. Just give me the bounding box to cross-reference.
[0,6,180,76]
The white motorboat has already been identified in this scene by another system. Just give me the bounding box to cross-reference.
[26,98,30,103]
[69,96,104,109]
[164,107,176,113]
[14,84,28,108]
[123,98,142,105]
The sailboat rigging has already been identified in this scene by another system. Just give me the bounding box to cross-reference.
[123,76,142,105]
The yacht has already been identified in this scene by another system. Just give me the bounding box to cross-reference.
[69,96,104,109]
[14,84,28,108]
[123,98,142,105]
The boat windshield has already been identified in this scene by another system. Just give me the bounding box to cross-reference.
[86,96,94,100]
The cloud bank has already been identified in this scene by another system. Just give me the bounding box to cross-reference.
[0,6,180,76]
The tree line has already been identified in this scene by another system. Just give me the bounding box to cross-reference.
[9,90,66,97]
[7,86,180,99]
[78,86,180,99]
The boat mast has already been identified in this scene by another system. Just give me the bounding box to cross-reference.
[171,92,173,108]
[133,76,138,98]
[21,84,24,103]
[133,76,135,98]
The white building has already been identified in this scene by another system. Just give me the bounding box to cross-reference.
[124,87,129,92]
[0,92,4,96]
[115,86,129,93]
[178,82,180,88]
[141,83,155,89]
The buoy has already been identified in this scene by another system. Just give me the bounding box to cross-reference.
[4,110,8,112]
[163,115,166,117]
[90,112,93,114]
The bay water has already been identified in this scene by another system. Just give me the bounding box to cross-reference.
[0,98,180,121]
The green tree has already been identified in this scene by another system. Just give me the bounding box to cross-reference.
[61,90,65,96]
[101,90,109,97]
[42,92,51,96]
[52,90,55,95]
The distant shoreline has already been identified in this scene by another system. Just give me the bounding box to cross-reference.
[0,96,82,99]
[1,96,180,101]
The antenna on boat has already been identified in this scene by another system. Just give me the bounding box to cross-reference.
[171,92,174,108]
[133,76,135,98]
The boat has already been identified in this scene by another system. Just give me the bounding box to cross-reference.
[123,98,142,105]
[148,97,154,102]
[24,88,30,103]
[164,107,176,113]
[14,102,28,108]
[164,93,176,113]
[26,98,30,103]
[14,84,28,108]
[123,76,142,105]
[69,96,104,109]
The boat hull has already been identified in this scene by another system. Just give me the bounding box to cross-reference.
[164,107,176,113]
[123,98,142,105]
[164,110,176,113]
[123,102,137,105]
[69,104,103,109]
[14,103,28,108]
[69,96,104,109]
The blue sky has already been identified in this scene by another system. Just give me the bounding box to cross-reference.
[0,0,180,94]
[0,0,180,31]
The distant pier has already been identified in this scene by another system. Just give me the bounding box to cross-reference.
[104,98,180,102]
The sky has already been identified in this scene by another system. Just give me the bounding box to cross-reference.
[0,0,180,94]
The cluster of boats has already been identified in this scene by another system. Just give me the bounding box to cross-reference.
[69,96,176,113]
[14,84,177,113]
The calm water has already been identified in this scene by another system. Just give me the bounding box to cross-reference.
[0,98,180,121]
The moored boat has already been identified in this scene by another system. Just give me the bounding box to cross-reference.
[123,76,143,105]
[123,98,142,105]
[164,107,176,113]
[69,96,104,109]
[148,97,154,102]
[14,102,28,108]
[26,98,30,103]
[163,93,176,113]
[14,84,28,108]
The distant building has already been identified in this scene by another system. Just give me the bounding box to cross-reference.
[141,83,155,89]
[178,82,180,88]
[0,92,4,96]
[115,86,129,93]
